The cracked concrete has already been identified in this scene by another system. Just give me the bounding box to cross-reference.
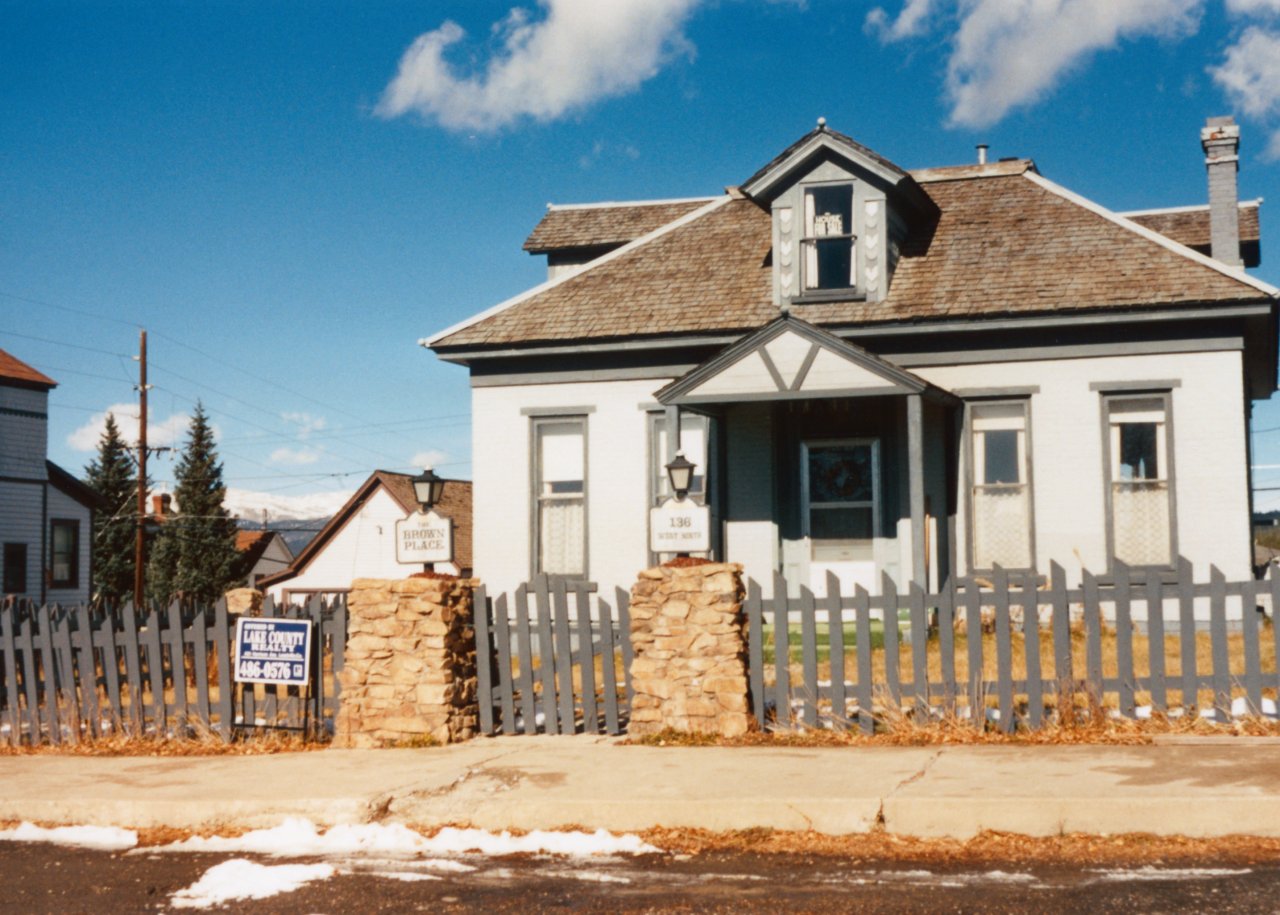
[0,739,1278,838]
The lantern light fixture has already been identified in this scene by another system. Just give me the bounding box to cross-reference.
[665,450,696,502]
[411,466,446,513]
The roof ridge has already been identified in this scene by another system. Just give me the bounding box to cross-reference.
[424,194,735,348]
[546,196,717,211]
[1023,170,1278,298]
[1119,199,1263,217]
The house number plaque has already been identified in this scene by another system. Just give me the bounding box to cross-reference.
[649,499,711,553]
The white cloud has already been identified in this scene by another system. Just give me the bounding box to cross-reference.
[866,0,936,41]
[223,488,353,522]
[944,0,1203,128]
[1226,0,1280,14]
[281,412,326,439]
[1212,25,1280,158]
[67,404,191,452]
[410,450,449,470]
[269,447,321,466]
[375,0,701,131]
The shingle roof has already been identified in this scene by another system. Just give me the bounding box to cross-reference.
[523,199,715,253]
[1124,202,1261,264]
[432,168,1272,351]
[0,349,56,389]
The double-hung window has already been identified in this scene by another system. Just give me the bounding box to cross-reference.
[969,401,1033,571]
[801,184,856,292]
[649,413,710,506]
[50,520,79,589]
[533,417,587,578]
[1104,394,1174,569]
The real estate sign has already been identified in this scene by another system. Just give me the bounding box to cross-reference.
[649,498,711,553]
[395,509,453,564]
[234,618,312,686]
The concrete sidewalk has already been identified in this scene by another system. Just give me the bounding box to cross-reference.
[1,737,1279,839]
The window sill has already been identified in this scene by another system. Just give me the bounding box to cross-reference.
[790,291,866,305]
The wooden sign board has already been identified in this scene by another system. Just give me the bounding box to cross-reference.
[395,510,453,564]
[649,499,711,553]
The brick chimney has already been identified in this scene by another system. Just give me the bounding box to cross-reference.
[1201,115,1242,268]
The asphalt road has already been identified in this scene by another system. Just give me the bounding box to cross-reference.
[3,842,1280,913]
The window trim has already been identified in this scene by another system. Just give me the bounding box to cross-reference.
[1101,390,1178,575]
[799,180,858,295]
[49,519,79,590]
[3,542,27,595]
[964,397,1037,575]
[529,414,589,581]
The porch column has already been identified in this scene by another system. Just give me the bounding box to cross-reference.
[907,393,927,589]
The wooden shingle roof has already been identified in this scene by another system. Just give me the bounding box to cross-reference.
[0,349,56,389]
[1124,202,1261,266]
[431,164,1273,352]
[523,199,715,253]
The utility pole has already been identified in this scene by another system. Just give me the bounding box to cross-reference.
[134,330,148,609]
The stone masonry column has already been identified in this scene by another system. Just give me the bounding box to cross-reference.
[628,562,752,738]
[335,576,478,748]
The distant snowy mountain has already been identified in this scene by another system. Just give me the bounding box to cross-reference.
[224,487,351,523]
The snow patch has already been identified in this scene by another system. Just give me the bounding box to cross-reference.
[170,859,334,909]
[561,869,632,884]
[156,817,659,858]
[1091,866,1252,882]
[0,822,138,851]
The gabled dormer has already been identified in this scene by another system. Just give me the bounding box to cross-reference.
[741,120,938,309]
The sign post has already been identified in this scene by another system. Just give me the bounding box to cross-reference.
[395,509,453,567]
[649,498,711,554]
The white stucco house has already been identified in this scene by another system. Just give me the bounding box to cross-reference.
[424,117,1276,601]
[260,471,472,605]
[233,529,294,590]
[0,349,98,604]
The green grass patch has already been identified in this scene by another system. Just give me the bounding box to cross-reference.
[761,615,914,666]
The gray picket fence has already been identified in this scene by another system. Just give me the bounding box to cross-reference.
[0,595,347,746]
[474,575,633,736]
[748,558,1280,733]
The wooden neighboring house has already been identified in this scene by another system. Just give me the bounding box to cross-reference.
[425,116,1276,601]
[234,529,294,590]
[259,470,473,605]
[0,349,98,603]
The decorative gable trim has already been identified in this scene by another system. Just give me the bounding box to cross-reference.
[423,195,732,348]
[1023,171,1279,298]
[655,315,947,406]
[742,130,909,200]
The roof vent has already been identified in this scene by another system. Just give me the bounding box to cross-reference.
[976,144,989,165]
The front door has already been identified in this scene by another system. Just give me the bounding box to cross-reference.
[802,439,880,596]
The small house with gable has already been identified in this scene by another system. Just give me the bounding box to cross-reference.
[0,349,98,603]
[425,118,1276,601]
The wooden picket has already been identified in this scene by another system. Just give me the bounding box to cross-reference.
[473,576,629,736]
[0,596,346,745]
[746,559,1280,733]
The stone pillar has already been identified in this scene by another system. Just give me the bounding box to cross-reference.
[628,562,752,738]
[225,588,263,617]
[335,576,478,748]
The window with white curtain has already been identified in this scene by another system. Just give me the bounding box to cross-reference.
[533,417,587,578]
[1106,394,1173,568]
[969,400,1033,571]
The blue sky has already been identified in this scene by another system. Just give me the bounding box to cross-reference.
[4,0,1280,518]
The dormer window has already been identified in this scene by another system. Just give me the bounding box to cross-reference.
[803,184,856,291]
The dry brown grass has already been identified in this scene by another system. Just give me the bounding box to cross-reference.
[0,726,320,756]
[638,827,1280,866]
[768,619,1278,714]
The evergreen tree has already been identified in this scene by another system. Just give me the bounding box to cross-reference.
[149,404,239,606]
[84,414,137,607]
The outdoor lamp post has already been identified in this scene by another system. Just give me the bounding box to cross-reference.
[411,466,446,513]
[665,450,696,502]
